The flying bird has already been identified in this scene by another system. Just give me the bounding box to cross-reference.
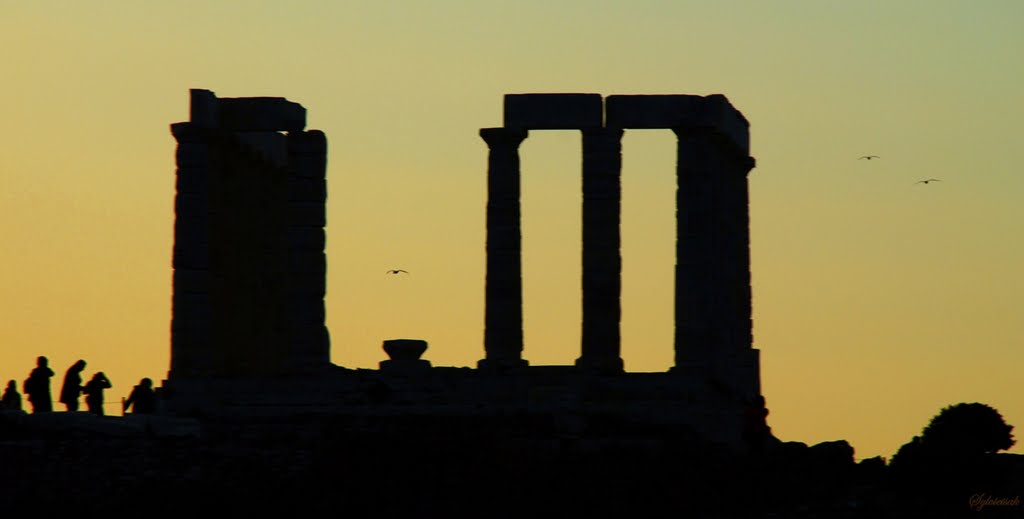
[858,155,880,160]
[386,269,409,274]
[915,179,941,185]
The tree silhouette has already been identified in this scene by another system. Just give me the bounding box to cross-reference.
[918,402,1015,456]
[890,402,1016,499]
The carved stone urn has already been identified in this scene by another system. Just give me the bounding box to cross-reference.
[380,339,431,371]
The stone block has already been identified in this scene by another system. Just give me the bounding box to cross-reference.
[170,122,206,142]
[286,298,326,325]
[605,94,750,154]
[172,293,211,322]
[218,96,306,132]
[287,177,327,202]
[189,89,219,128]
[504,93,603,130]
[288,324,330,344]
[285,273,326,296]
[288,201,327,227]
[172,244,209,270]
[287,130,327,155]
[173,269,209,294]
[286,227,326,251]
[605,95,703,129]
[288,153,327,179]
[235,131,288,168]
[175,142,210,168]
[174,193,208,218]
[288,251,326,275]
[175,167,209,195]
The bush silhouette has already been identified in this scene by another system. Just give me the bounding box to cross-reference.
[891,402,1015,496]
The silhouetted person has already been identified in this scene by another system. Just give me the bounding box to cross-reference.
[23,356,54,413]
[59,359,87,411]
[2,380,22,411]
[123,378,156,415]
[82,372,111,416]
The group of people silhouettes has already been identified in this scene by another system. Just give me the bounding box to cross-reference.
[0,356,156,416]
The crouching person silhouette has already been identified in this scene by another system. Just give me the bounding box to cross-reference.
[2,380,22,411]
[82,372,112,416]
[123,378,156,415]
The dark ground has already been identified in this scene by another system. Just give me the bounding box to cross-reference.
[2,413,1022,517]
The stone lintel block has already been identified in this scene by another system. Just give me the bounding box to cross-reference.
[605,94,750,154]
[218,96,306,132]
[504,93,603,130]
[189,89,219,128]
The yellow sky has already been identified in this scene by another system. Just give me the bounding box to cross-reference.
[1,1,1022,460]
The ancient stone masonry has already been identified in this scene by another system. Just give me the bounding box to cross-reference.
[169,89,329,379]
[481,94,759,398]
[159,89,764,451]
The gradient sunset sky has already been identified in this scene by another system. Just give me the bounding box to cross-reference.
[2,1,1021,460]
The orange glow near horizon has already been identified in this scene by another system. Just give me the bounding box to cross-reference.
[2,2,1023,460]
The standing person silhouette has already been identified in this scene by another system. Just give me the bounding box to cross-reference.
[59,359,87,411]
[23,356,55,413]
[2,380,22,411]
[82,372,112,416]
[123,378,156,415]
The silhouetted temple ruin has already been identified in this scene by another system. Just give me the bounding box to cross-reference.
[161,89,763,450]
[482,94,759,400]
[169,90,329,378]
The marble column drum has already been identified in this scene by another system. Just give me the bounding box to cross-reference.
[577,128,624,373]
[479,127,529,370]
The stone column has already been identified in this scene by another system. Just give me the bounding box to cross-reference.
[479,127,529,370]
[286,129,330,373]
[673,127,723,368]
[673,127,755,369]
[169,121,213,379]
[576,128,624,373]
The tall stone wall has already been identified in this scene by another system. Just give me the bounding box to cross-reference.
[169,89,329,379]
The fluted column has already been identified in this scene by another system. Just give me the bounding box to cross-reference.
[673,127,755,369]
[479,127,529,370]
[674,127,723,368]
[576,128,624,373]
[170,121,213,379]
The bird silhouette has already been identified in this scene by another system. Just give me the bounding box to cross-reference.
[915,179,941,185]
[386,269,409,274]
[858,155,880,160]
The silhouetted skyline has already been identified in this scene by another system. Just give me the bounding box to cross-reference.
[1,2,1022,461]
